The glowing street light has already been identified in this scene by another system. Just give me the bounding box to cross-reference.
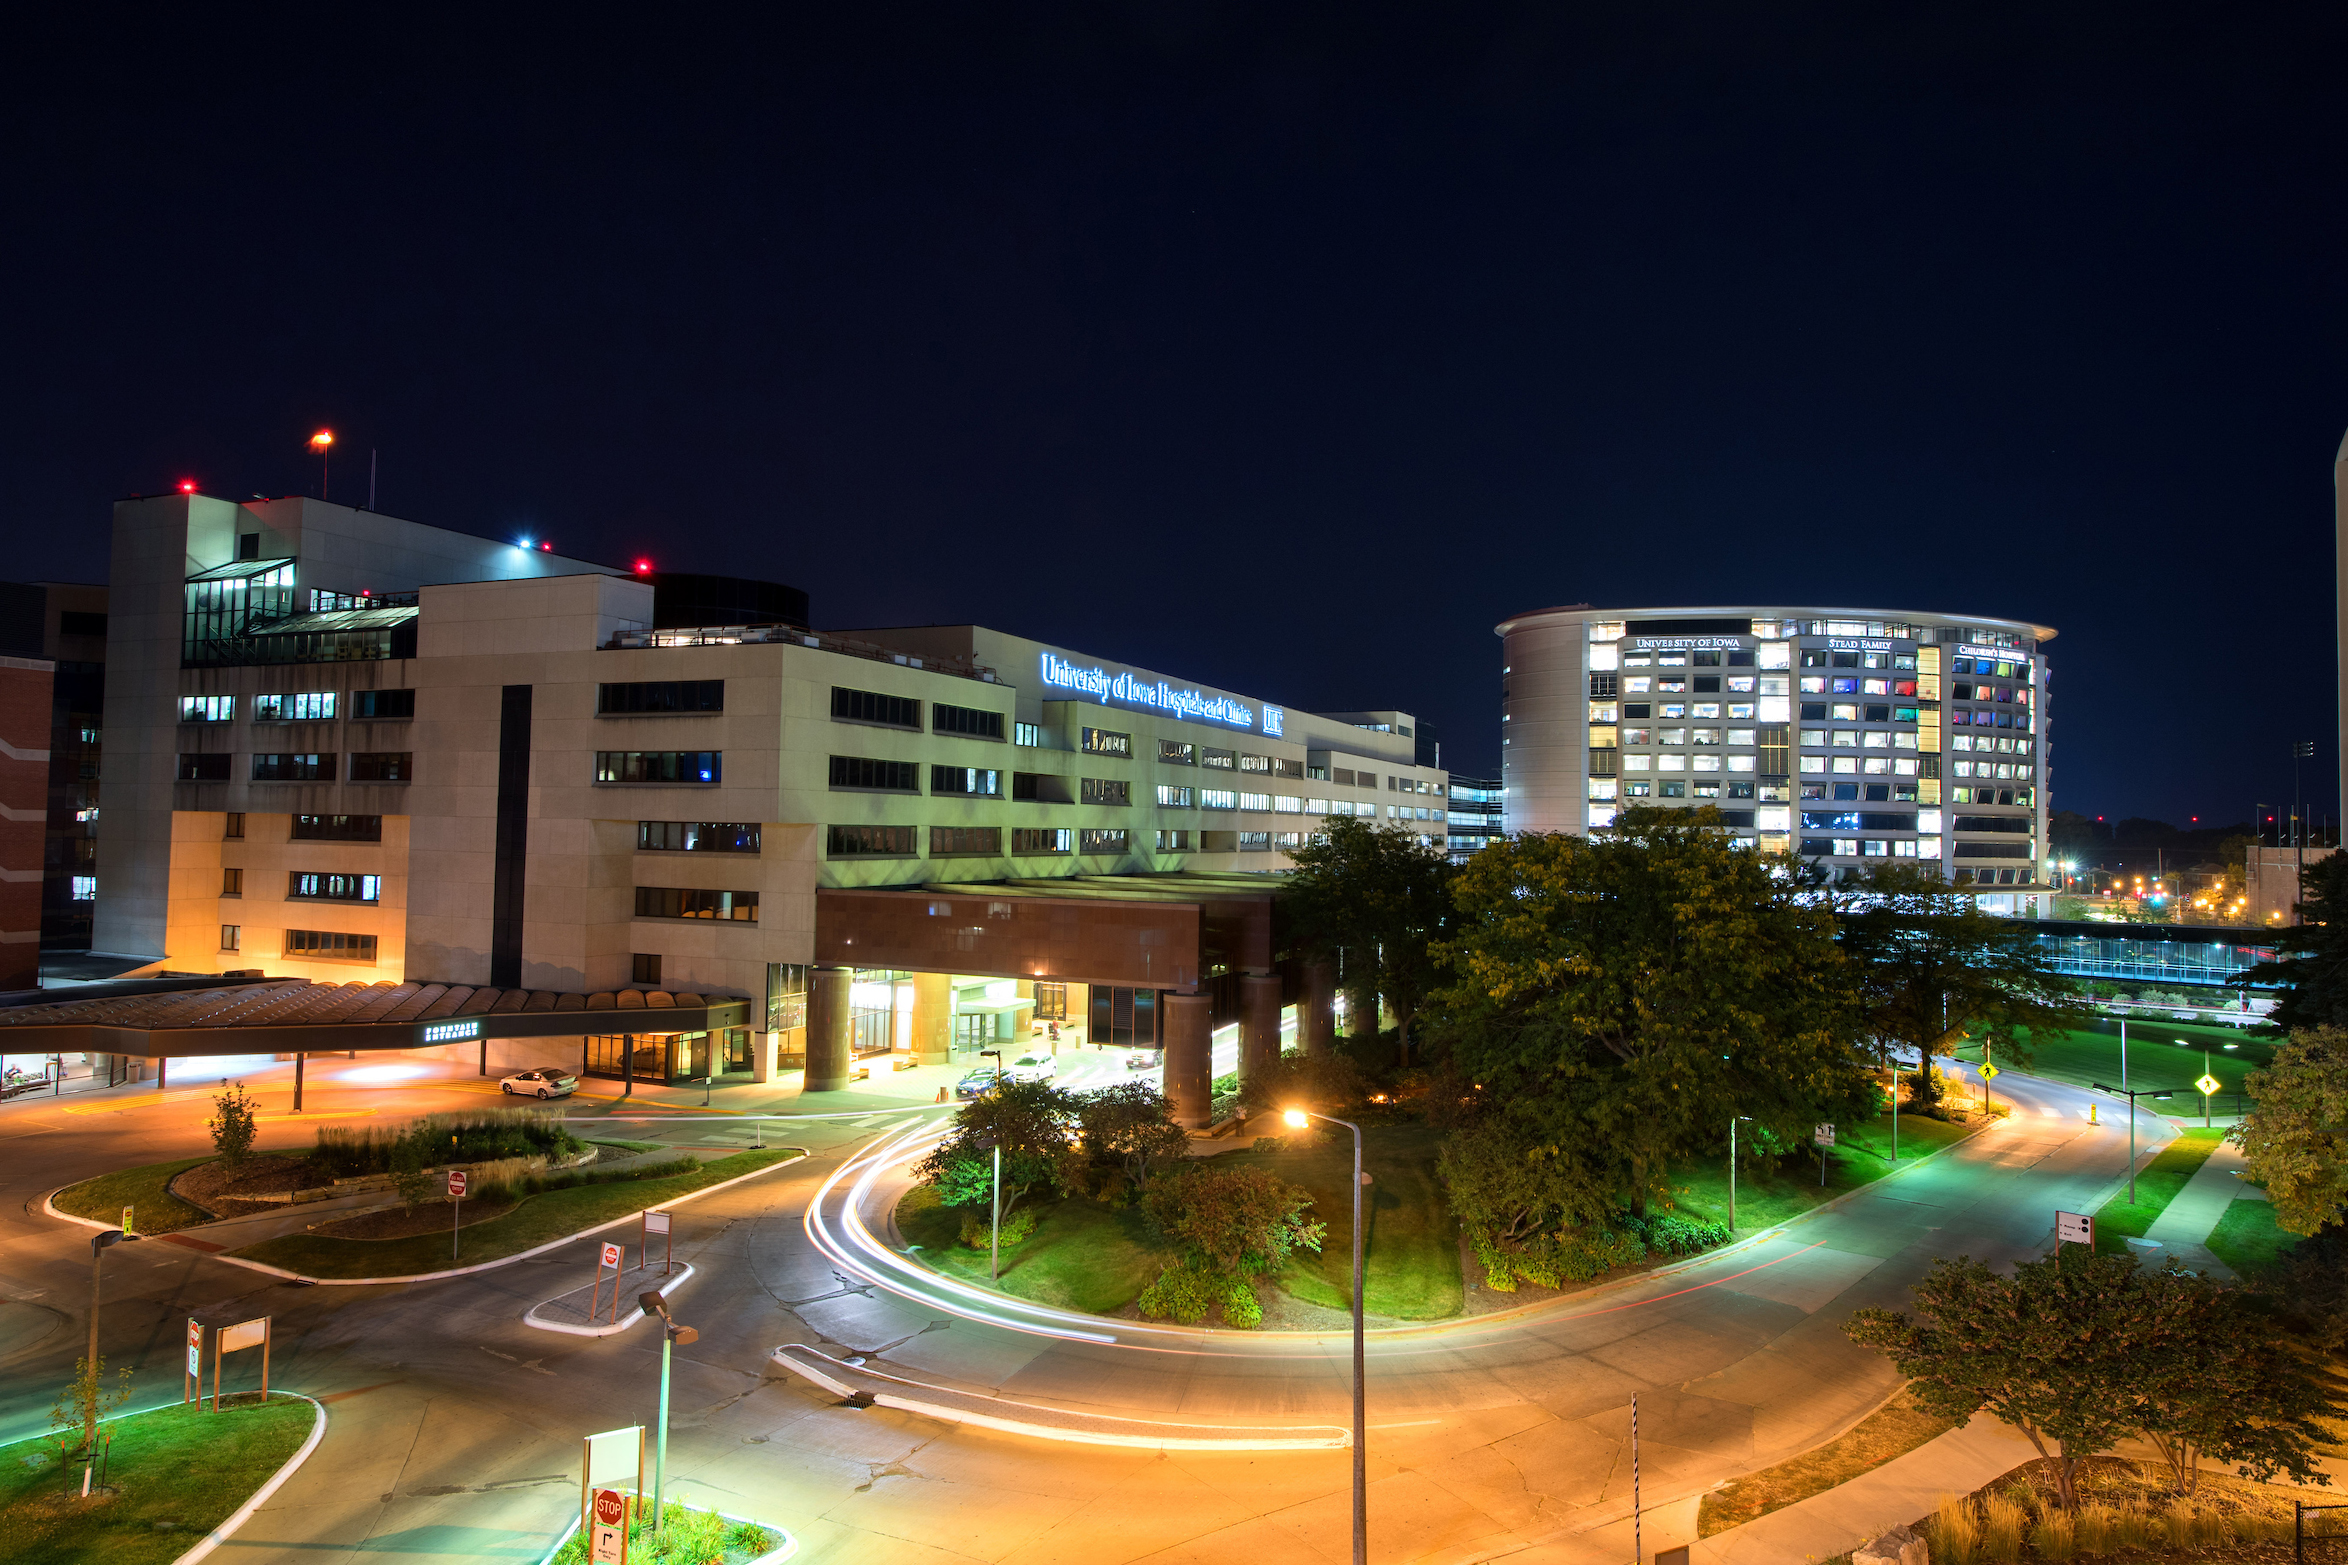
[1285,1106,1366,1565]
[309,429,335,498]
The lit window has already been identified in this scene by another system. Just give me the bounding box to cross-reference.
[1799,756,1826,774]
[1864,758,1891,774]
[1829,703,1859,721]
[1862,731,1891,749]
[1588,643,1619,671]
[1656,753,1685,772]
[1589,778,1618,800]
[1895,758,1919,776]
[1831,757,1857,774]
[1624,754,1652,772]
[1692,703,1720,720]
[1625,676,1651,693]
[1692,755,1722,773]
[1799,677,1827,694]
[1758,697,1790,721]
[71,875,96,900]
[1659,702,1687,718]
[1726,677,1755,694]
[1691,728,1721,746]
[1727,755,1755,773]
[1727,703,1755,720]
[1756,643,1790,669]
[1919,840,1943,859]
[1831,731,1857,748]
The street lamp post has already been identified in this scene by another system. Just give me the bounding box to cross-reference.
[1729,1115,1753,1229]
[1286,1107,1366,1565]
[2092,1083,2175,1206]
[82,1228,135,1486]
[637,1293,700,1532]
[977,1048,1005,1282]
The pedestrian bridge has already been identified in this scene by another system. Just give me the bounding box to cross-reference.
[2027,919,2276,994]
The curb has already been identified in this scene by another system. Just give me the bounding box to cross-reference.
[524,1262,696,1337]
[43,1149,806,1286]
[536,1505,800,1565]
[170,1391,327,1565]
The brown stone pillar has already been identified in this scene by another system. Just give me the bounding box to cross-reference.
[911,972,953,1065]
[805,965,855,1091]
[1240,972,1284,1093]
[1163,991,1213,1128]
[1300,961,1336,1059]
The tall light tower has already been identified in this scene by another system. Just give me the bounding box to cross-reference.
[2335,428,2347,848]
[310,429,335,499]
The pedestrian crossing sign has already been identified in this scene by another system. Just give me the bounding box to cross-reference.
[2195,1073,2221,1096]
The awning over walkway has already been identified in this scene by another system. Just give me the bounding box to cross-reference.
[0,980,751,1057]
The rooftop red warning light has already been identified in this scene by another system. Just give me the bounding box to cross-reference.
[179,480,197,493]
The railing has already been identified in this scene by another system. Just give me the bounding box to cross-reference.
[602,625,1001,684]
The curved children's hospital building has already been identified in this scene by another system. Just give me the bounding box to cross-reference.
[1495,605,2056,911]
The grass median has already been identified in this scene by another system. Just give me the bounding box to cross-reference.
[1224,1123,1465,1320]
[2092,1126,2223,1254]
[1670,1110,1979,1234]
[1698,1385,1957,1537]
[47,1150,308,1234]
[2207,1196,2300,1274]
[897,1186,1167,1314]
[0,1392,314,1564]
[229,1147,803,1278]
[2001,1020,2274,1103]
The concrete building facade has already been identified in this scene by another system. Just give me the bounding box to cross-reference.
[1496,604,2056,910]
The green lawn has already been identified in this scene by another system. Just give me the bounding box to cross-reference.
[47,1151,309,1234]
[1220,1123,1465,1320]
[2206,1196,2299,1274]
[1669,1111,1979,1234]
[230,1148,802,1278]
[0,1393,314,1564]
[2091,1126,2224,1252]
[1987,1020,2275,1105]
[896,1187,1168,1314]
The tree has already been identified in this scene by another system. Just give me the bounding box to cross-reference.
[2231,1026,2348,1234]
[50,1354,133,1460]
[1434,806,1875,1214]
[1436,1097,1616,1258]
[1141,1162,1325,1277]
[915,1078,1082,1223]
[1285,815,1455,1063]
[1075,1082,1190,1190]
[2130,1282,2338,1495]
[1831,862,2096,1108]
[1847,1250,2166,1509]
[208,1081,258,1168]
[2236,852,2348,1032]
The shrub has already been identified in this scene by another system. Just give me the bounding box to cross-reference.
[2072,1504,2112,1555]
[1221,1278,1263,1328]
[1927,1493,1979,1565]
[1479,1226,1646,1290]
[1141,1163,1325,1276]
[957,1207,1038,1250]
[315,1108,582,1178]
[1137,1263,1219,1324]
[2029,1509,2075,1561]
[1624,1211,1731,1257]
[1980,1493,2025,1562]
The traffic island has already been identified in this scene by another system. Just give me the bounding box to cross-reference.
[0,1391,321,1565]
[526,1261,696,1337]
[544,1497,794,1565]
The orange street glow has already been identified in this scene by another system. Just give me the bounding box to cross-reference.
[309,429,335,450]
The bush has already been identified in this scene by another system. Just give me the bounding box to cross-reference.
[315,1109,583,1178]
[1477,1226,1646,1290]
[1141,1163,1325,1276]
[208,1082,259,1168]
[1137,1263,1219,1324]
[1221,1277,1263,1328]
[957,1207,1038,1250]
[1624,1211,1731,1257]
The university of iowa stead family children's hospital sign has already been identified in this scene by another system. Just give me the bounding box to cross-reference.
[1039,652,1281,735]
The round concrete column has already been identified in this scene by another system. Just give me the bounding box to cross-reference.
[1240,972,1284,1091]
[805,965,855,1091]
[910,972,953,1065]
[1299,961,1336,1059]
[1163,992,1214,1128]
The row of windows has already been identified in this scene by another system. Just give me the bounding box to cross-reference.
[1799,677,1919,697]
[634,886,759,922]
[1952,710,2033,731]
[822,825,1303,858]
[178,690,415,723]
[599,679,724,714]
[1624,754,1763,773]
[179,752,412,782]
[220,868,384,902]
[637,821,761,853]
[597,751,722,784]
[283,928,377,961]
[1801,838,1942,859]
[1796,704,1921,725]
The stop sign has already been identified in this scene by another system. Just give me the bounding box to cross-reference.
[594,1488,627,1526]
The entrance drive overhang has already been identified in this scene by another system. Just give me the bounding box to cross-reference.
[0,979,751,1058]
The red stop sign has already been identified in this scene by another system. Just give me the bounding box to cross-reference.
[594,1488,627,1526]
[447,1170,468,1198]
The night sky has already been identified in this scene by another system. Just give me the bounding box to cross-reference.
[7,7,2344,824]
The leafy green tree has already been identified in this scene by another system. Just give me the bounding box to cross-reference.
[1436,1097,1617,1255]
[1831,862,2096,1107]
[916,1078,1081,1223]
[2130,1282,2339,1495]
[207,1081,259,1168]
[1285,814,1455,1063]
[2232,1026,2348,1234]
[1434,806,1874,1214]
[1141,1162,1325,1277]
[2238,852,2348,1031]
[1848,1249,2158,1509]
[1075,1082,1191,1190]
[50,1355,133,1459]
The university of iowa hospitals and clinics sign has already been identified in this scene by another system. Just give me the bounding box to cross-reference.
[1039,652,1281,734]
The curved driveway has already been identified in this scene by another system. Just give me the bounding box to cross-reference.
[0,1063,2165,1564]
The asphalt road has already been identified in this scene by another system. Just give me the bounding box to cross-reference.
[0,1057,2169,1564]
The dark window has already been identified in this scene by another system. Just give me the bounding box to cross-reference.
[1693,677,1721,693]
[1658,781,1686,798]
[1081,727,1131,758]
[1718,810,1756,827]
[293,814,381,841]
[1080,828,1130,854]
[1799,838,1836,856]
[222,867,242,895]
[252,753,336,782]
[1801,812,1915,831]
[634,887,760,921]
[829,755,918,791]
[177,753,230,782]
[1622,703,1651,719]
[285,928,376,962]
[930,826,1002,857]
[60,610,107,636]
[1588,749,1619,777]
[1831,651,1859,668]
[1273,757,1306,780]
[930,765,1002,796]
[1012,827,1071,855]
[831,686,921,729]
[1692,651,1722,667]
[352,689,416,719]
[596,751,721,784]
[289,872,381,902]
[350,752,412,782]
[1081,777,1130,806]
[598,680,724,714]
[1955,842,2032,860]
[1726,651,1755,667]
[1799,703,1828,721]
[633,953,664,986]
[932,703,1006,740]
[826,824,917,857]
[1863,705,1891,723]
[1953,815,2034,834]
[1800,649,1830,667]
[637,821,761,852]
[1589,674,1619,697]
[224,812,245,839]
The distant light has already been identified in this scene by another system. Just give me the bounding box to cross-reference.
[519,537,532,549]
[179,479,196,494]
[635,559,652,573]
[540,541,553,551]
[309,429,335,452]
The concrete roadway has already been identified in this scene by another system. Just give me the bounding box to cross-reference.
[0,1057,2169,1565]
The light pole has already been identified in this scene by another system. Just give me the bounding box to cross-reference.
[637,1293,699,1532]
[1286,1107,1366,1565]
[978,1049,1005,1282]
[2093,1084,2175,1206]
[82,1228,136,1486]
[1729,1115,1753,1228]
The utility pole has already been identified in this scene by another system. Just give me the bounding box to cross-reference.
[2296,741,2315,923]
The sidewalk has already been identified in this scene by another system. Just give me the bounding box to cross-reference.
[2141,1136,2257,1280]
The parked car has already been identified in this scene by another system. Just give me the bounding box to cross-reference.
[1006,1052,1058,1083]
[955,1066,1005,1100]
[1126,1050,1160,1071]
[499,1068,577,1099]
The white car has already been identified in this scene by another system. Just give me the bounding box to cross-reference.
[1006,1052,1057,1084]
[499,1068,578,1099]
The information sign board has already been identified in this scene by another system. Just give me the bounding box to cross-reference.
[2056,1210,2094,1246]
[642,1211,671,1236]
[1812,1123,1836,1148]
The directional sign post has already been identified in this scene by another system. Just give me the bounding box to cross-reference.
[2196,1070,2222,1129]
[184,1318,202,1404]
[589,1486,630,1564]
[1813,1124,1834,1187]
[2056,1210,2093,1267]
[596,1241,624,1324]
[643,1210,673,1277]
[448,1169,468,1263]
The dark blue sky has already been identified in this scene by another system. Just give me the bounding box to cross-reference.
[6,6,2343,824]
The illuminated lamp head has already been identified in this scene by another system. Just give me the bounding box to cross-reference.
[309,429,334,452]
[1282,1109,1309,1129]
